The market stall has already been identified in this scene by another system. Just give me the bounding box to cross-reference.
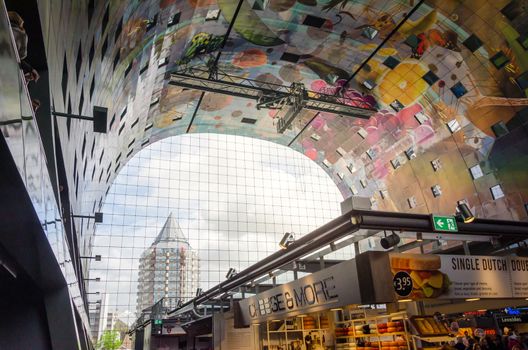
[234,252,528,350]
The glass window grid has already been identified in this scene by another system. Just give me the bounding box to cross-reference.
[88,134,346,324]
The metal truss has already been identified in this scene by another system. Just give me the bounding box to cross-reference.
[169,66,376,133]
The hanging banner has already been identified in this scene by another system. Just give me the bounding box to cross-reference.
[389,253,528,300]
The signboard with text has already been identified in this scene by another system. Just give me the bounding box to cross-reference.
[238,258,361,325]
[389,253,528,300]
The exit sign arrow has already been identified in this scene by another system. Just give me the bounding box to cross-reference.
[432,215,458,232]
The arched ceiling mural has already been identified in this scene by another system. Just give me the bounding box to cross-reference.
[40,0,528,257]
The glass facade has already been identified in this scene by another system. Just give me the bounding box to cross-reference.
[87,134,345,324]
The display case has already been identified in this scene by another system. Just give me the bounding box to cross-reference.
[409,315,455,350]
[334,311,412,350]
[259,313,331,350]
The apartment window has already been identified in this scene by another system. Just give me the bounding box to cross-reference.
[81,134,87,156]
[118,122,126,135]
[491,121,509,138]
[390,99,404,112]
[124,62,132,77]
[391,155,406,169]
[447,119,461,133]
[79,88,84,114]
[76,43,82,80]
[205,9,220,21]
[66,96,72,138]
[109,114,116,130]
[168,13,181,27]
[87,0,95,23]
[469,164,484,179]
[158,57,168,67]
[336,147,346,157]
[101,36,108,60]
[303,15,326,28]
[280,52,300,63]
[89,78,95,99]
[91,139,96,158]
[73,154,78,178]
[405,147,416,160]
[115,17,123,43]
[113,51,121,71]
[146,14,158,31]
[414,111,428,124]
[102,5,109,33]
[431,158,441,171]
[490,184,505,200]
[130,118,139,129]
[357,128,368,139]
[62,55,68,101]
[140,61,149,75]
[366,148,377,160]
[241,118,256,124]
[431,184,442,198]
[89,39,95,68]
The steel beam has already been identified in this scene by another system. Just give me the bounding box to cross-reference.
[169,68,376,122]
[167,209,528,317]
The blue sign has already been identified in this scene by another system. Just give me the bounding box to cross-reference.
[505,307,521,315]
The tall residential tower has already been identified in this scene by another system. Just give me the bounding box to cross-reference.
[136,214,199,316]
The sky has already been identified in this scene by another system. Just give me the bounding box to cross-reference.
[88,133,348,324]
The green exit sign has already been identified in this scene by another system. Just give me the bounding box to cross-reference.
[432,215,458,232]
[154,319,162,325]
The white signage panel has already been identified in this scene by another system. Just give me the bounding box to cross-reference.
[389,253,528,300]
[508,257,528,298]
[238,259,361,325]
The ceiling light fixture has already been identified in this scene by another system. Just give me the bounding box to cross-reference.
[380,231,400,249]
[465,298,480,302]
[416,232,423,242]
[457,203,475,223]
[279,232,295,250]
[225,268,237,279]
[398,299,412,303]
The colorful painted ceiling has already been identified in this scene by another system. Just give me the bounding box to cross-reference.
[42,0,528,234]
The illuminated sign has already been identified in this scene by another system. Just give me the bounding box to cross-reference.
[505,307,521,315]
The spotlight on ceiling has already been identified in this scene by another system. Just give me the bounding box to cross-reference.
[380,231,400,250]
[457,202,475,223]
[490,237,501,249]
[279,232,295,250]
[196,288,203,297]
[225,268,237,279]
[416,232,423,242]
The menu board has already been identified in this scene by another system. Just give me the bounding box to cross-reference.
[509,257,528,297]
[389,253,528,300]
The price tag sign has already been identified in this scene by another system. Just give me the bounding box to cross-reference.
[393,271,413,297]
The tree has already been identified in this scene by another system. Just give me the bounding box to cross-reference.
[96,330,122,350]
